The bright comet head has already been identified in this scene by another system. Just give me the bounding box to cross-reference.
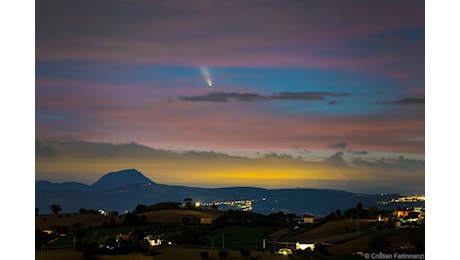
[200,67,213,87]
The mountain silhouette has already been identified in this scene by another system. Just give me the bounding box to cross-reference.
[36,169,419,215]
[90,169,154,191]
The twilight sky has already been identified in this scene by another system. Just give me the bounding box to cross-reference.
[35,0,425,194]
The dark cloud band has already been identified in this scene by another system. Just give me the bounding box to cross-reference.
[382,97,424,105]
[179,91,350,103]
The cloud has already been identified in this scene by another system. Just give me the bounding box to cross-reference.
[328,142,347,150]
[325,151,346,167]
[179,91,265,102]
[35,140,424,194]
[293,147,311,154]
[352,155,424,170]
[36,139,57,156]
[35,140,170,158]
[179,91,350,103]
[350,150,369,155]
[269,92,349,101]
[382,97,424,105]
[259,152,297,160]
[36,91,425,154]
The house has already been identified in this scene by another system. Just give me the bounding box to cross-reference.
[41,229,53,235]
[296,242,315,251]
[394,209,410,218]
[200,217,216,225]
[145,235,162,247]
[413,207,425,220]
[183,198,193,209]
[303,214,316,223]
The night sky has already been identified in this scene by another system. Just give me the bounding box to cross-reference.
[35,0,425,194]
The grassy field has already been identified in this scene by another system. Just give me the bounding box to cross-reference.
[36,246,305,260]
[36,210,423,259]
[326,236,372,256]
[141,209,224,223]
[46,225,147,247]
[35,248,86,260]
[36,213,124,230]
[205,226,277,250]
[36,209,224,230]
[274,219,424,257]
[289,219,377,243]
[37,209,228,249]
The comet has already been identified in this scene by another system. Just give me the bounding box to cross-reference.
[200,67,213,87]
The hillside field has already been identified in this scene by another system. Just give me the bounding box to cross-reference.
[36,247,300,260]
[36,209,424,259]
[36,209,224,230]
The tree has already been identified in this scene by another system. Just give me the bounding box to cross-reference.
[335,209,342,218]
[123,212,139,225]
[356,202,363,212]
[355,202,363,219]
[184,198,193,209]
[108,210,118,216]
[105,236,116,248]
[134,204,147,213]
[50,204,62,215]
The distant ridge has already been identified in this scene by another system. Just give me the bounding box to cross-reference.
[90,169,154,191]
[36,169,414,215]
[35,180,90,191]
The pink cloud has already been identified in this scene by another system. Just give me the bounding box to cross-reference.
[37,86,424,155]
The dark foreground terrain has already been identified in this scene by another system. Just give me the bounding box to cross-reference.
[36,202,424,259]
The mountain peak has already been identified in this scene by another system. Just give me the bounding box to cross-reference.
[91,169,154,191]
